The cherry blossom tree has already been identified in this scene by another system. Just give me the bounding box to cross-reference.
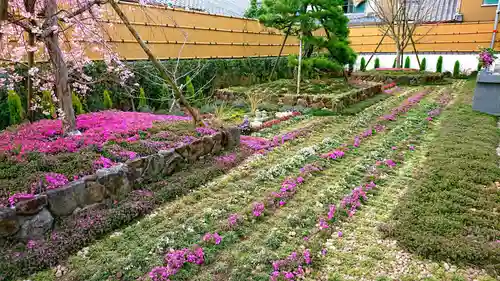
[0,0,133,133]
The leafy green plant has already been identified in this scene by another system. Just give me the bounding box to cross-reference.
[138,87,147,109]
[360,57,366,71]
[374,58,380,69]
[41,90,56,118]
[72,92,85,115]
[404,56,411,68]
[453,60,460,78]
[7,90,24,125]
[436,56,443,73]
[103,89,113,109]
[420,58,426,71]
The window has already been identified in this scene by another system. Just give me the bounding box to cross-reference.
[343,0,366,14]
[483,0,499,5]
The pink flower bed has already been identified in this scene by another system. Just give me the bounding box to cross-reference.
[0,111,190,157]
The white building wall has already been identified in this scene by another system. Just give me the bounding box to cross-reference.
[355,53,480,73]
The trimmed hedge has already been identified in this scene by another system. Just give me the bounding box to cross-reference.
[391,81,500,275]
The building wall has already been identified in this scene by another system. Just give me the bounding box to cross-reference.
[460,0,498,22]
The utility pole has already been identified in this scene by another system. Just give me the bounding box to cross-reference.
[490,0,500,49]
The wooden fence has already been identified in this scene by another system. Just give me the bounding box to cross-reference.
[72,1,500,60]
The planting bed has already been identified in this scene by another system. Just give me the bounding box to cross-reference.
[352,70,444,85]
[0,111,221,205]
[3,80,499,281]
[216,78,354,100]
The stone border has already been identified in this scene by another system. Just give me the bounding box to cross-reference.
[351,71,444,85]
[0,128,240,241]
[276,82,382,111]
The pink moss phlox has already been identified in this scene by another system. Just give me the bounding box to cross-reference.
[215,153,237,166]
[322,149,345,160]
[8,193,35,207]
[202,232,222,245]
[0,111,190,157]
[381,90,429,122]
[353,136,361,147]
[252,202,265,217]
[149,246,205,280]
[227,213,242,228]
[195,127,217,136]
[44,172,69,190]
[94,156,114,169]
[385,159,396,168]
[318,218,329,230]
[255,112,301,131]
[270,249,311,280]
[327,205,336,220]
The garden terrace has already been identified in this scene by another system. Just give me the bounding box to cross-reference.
[2,82,499,281]
[352,70,444,85]
[217,78,382,111]
[0,110,209,205]
[0,110,243,242]
[215,78,356,101]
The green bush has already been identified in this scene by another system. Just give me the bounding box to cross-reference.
[103,89,113,109]
[420,58,426,71]
[436,56,443,73]
[41,90,56,118]
[72,92,85,115]
[84,57,293,112]
[185,75,201,107]
[453,60,460,78]
[7,90,24,125]
[374,58,380,69]
[392,81,500,274]
[138,87,147,109]
[404,56,411,68]
[360,57,366,71]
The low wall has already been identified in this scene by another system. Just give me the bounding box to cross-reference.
[0,128,240,241]
[350,72,444,85]
[277,82,382,111]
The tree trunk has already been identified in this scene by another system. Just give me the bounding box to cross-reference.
[269,24,291,82]
[0,0,7,20]
[395,48,401,68]
[109,0,201,125]
[25,0,36,121]
[27,32,35,121]
[44,0,76,133]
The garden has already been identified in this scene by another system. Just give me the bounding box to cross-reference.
[0,0,499,280]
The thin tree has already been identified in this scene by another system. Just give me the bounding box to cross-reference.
[369,0,434,68]
[108,1,202,125]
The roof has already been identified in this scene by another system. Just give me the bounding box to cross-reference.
[347,0,461,25]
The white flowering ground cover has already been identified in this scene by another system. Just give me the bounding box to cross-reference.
[24,81,499,281]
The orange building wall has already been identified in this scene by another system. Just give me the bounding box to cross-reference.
[460,0,498,22]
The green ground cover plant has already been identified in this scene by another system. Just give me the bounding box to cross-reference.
[390,80,500,275]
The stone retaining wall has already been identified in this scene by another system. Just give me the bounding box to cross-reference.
[351,72,444,85]
[0,128,240,241]
[277,82,382,111]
